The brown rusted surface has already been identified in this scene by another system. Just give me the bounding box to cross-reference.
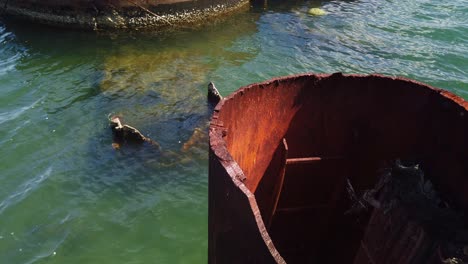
[209,73,468,263]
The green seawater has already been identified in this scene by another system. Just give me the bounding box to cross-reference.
[0,0,467,263]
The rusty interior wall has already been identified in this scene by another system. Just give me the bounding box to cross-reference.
[276,74,468,263]
[270,158,350,263]
[216,76,313,192]
[210,73,468,263]
[283,74,468,211]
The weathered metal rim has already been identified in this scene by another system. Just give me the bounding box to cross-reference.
[0,0,250,31]
[208,72,468,263]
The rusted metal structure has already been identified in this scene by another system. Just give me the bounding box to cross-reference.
[209,73,468,263]
[0,0,249,30]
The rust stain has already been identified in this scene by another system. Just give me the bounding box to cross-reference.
[209,73,468,263]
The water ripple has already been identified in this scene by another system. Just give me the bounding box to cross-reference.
[0,97,44,125]
[0,26,25,76]
[25,230,68,264]
[0,52,20,75]
[0,167,52,215]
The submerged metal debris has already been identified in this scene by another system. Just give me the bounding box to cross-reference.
[354,160,468,264]
[109,81,222,151]
[109,115,160,149]
[208,82,223,106]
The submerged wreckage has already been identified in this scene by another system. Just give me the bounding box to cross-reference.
[110,82,222,150]
[208,73,468,263]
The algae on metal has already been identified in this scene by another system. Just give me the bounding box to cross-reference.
[0,0,250,31]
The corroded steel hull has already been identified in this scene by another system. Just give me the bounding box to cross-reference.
[0,0,249,30]
[209,73,468,263]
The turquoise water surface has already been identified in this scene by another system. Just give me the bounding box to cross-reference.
[1,0,467,263]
